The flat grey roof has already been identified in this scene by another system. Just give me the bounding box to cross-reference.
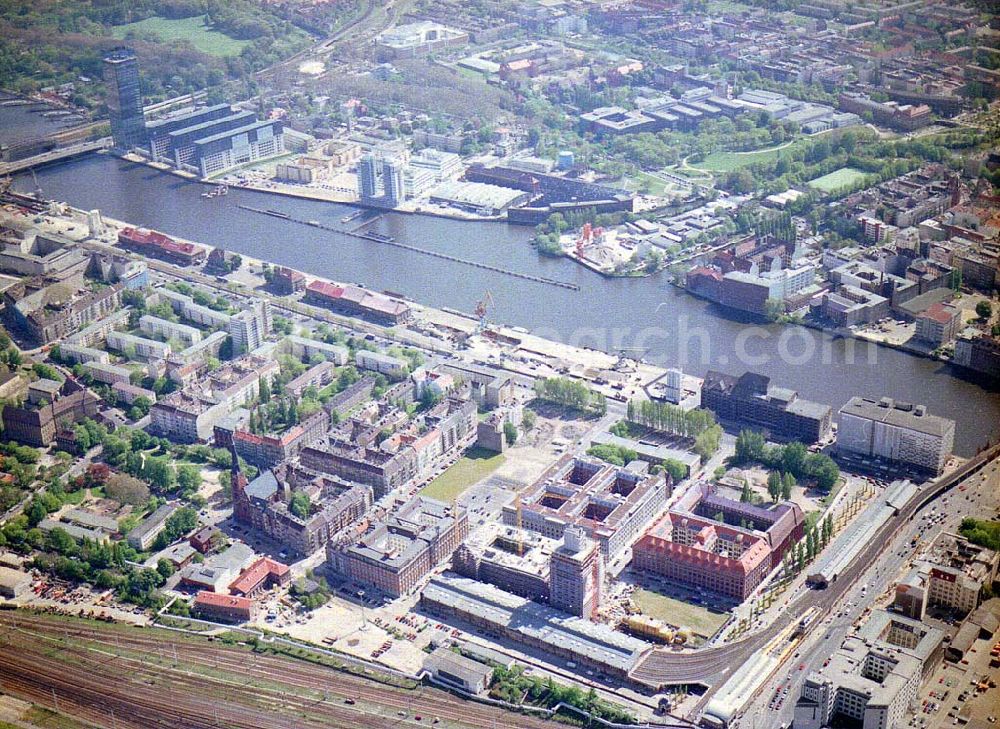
[839,397,954,437]
[422,574,647,673]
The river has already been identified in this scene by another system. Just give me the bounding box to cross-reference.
[13,153,1000,454]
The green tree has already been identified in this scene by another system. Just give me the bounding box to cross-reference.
[289,491,311,520]
[156,558,175,579]
[734,429,766,464]
[177,465,202,494]
[503,420,518,446]
[693,425,723,460]
[780,441,808,476]
[781,472,795,500]
[767,472,782,502]
[976,301,993,320]
[143,457,175,492]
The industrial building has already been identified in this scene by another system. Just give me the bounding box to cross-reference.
[423,647,493,695]
[701,371,833,443]
[303,281,412,325]
[633,483,804,601]
[421,573,649,680]
[808,480,916,589]
[192,591,255,624]
[836,396,955,475]
[375,21,468,60]
[117,227,207,267]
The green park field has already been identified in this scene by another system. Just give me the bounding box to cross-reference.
[112,15,251,57]
[633,588,729,639]
[419,448,505,503]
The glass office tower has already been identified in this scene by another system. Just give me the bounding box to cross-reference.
[103,49,147,151]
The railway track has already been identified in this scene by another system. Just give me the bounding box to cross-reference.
[0,612,557,729]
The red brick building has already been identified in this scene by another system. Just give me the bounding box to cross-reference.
[192,591,255,623]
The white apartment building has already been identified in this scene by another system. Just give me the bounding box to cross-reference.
[139,314,203,347]
[227,300,271,354]
[355,350,409,378]
[82,361,132,386]
[106,330,172,362]
[837,396,955,475]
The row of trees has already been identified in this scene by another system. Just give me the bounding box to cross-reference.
[784,515,835,576]
[489,665,635,725]
[626,399,717,439]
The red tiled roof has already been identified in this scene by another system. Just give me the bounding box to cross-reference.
[193,590,253,609]
[306,280,345,299]
[920,302,957,325]
[119,227,204,256]
[229,557,289,595]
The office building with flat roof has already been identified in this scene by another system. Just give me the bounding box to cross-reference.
[104,49,147,151]
[837,396,955,475]
[501,455,670,564]
[327,496,468,597]
[701,371,833,443]
[795,610,943,729]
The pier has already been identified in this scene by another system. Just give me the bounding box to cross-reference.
[237,204,580,291]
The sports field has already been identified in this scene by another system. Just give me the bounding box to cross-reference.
[419,448,505,503]
[112,15,251,57]
[807,167,869,193]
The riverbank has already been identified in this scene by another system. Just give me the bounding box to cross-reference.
[14,154,1000,454]
[118,151,513,225]
[21,199,666,407]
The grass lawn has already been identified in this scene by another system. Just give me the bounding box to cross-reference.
[633,588,729,638]
[807,167,869,193]
[111,15,251,57]
[419,447,505,503]
[690,137,814,173]
[632,171,669,195]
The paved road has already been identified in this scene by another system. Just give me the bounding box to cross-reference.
[629,444,1000,724]
[738,454,1000,728]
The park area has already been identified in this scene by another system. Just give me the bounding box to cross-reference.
[112,15,251,57]
[418,448,505,503]
[807,167,870,193]
[688,137,814,172]
[633,588,729,639]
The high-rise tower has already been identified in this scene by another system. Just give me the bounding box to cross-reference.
[104,49,147,151]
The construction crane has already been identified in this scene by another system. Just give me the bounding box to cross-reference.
[614,347,648,372]
[29,169,42,200]
[474,290,495,334]
[575,222,604,258]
